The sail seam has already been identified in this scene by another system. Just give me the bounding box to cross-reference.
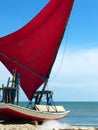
[0,51,46,81]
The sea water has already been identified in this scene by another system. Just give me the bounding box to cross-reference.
[58,102,98,127]
[19,101,98,127]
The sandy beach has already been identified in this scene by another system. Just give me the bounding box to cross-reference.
[0,123,98,130]
[0,124,98,130]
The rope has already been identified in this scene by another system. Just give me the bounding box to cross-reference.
[50,24,69,81]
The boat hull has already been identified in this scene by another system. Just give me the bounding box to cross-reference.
[0,103,70,122]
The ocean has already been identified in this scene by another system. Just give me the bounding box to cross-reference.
[19,101,98,127]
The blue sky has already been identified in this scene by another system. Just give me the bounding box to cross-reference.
[0,0,98,101]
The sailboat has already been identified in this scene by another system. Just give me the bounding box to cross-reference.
[0,0,74,122]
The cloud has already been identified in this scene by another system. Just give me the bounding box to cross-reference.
[50,48,98,88]
[63,48,98,76]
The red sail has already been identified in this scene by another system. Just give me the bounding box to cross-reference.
[0,0,74,100]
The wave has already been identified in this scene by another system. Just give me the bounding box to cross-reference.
[38,120,70,130]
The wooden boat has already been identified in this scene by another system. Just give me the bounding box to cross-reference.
[0,0,74,122]
[0,103,70,121]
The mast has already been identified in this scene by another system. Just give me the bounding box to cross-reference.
[36,0,74,102]
[35,79,48,104]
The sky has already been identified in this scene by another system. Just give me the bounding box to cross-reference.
[0,0,98,101]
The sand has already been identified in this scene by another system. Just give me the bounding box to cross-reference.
[0,124,98,130]
[0,124,38,130]
[0,120,97,130]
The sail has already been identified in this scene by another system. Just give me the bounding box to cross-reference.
[0,0,74,100]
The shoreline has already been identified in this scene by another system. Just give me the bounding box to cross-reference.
[0,120,98,130]
[0,124,98,130]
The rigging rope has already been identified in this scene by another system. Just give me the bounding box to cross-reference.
[50,24,69,81]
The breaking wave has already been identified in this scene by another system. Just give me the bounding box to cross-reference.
[38,120,70,130]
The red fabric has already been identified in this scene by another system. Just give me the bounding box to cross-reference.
[0,0,74,100]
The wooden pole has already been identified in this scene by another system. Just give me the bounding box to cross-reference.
[36,79,48,104]
[16,84,19,105]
